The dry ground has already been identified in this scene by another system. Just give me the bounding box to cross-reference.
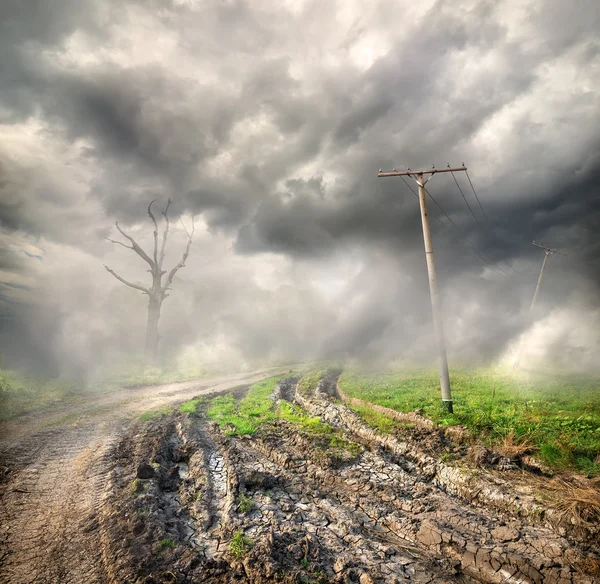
[0,371,599,584]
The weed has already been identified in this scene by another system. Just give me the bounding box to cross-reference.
[205,375,288,436]
[237,492,253,513]
[297,369,326,395]
[0,363,213,421]
[348,404,402,435]
[158,537,176,550]
[498,432,536,459]
[0,368,83,421]
[549,477,600,526]
[300,558,309,568]
[229,530,253,558]
[179,398,202,415]
[130,478,145,493]
[139,406,172,422]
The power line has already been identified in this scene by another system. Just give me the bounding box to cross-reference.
[450,169,483,229]
[394,169,510,276]
[424,186,508,275]
[448,167,522,276]
[400,175,461,233]
[424,186,462,231]
[465,168,488,221]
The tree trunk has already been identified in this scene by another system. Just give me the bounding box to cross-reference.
[145,295,162,364]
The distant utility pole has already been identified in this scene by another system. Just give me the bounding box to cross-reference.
[513,241,568,369]
[378,165,468,413]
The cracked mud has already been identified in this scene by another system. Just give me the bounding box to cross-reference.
[1,372,599,583]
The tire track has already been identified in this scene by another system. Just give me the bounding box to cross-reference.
[0,368,287,584]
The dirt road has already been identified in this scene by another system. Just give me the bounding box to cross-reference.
[1,370,598,584]
[0,368,287,584]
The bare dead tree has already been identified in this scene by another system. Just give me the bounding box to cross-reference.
[104,198,195,363]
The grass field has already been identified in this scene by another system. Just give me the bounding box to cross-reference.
[0,368,85,421]
[339,367,600,476]
[0,365,210,421]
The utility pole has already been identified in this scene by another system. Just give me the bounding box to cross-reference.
[513,241,568,369]
[378,165,467,413]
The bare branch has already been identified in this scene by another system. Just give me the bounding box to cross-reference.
[114,221,155,269]
[162,216,195,292]
[158,197,172,270]
[147,200,159,268]
[104,265,150,295]
[105,237,133,250]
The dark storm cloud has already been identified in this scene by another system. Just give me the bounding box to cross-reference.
[0,0,599,375]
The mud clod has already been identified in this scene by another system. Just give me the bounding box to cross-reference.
[137,463,156,479]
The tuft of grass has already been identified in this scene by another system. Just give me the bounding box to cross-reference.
[229,530,253,558]
[139,406,172,422]
[179,397,203,415]
[549,478,600,526]
[158,537,176,550]
[277,401,332,434]
[348,403,403,435]
[237,492,253,513]
[339,367,600,475]
[130,478,145,493]
[297,368,327,395]
[206,375,288,436]
[499,432,537,459]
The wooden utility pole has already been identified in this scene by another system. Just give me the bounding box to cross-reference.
[513,241,568,369]
[378,165,467,413]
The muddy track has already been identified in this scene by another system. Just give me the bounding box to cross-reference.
[0,368,288,584]
[96,374,599,584]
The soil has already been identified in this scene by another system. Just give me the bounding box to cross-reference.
[1,371,599,584]
[0,367,288,584]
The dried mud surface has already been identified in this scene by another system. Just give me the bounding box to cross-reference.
[1,372,599,583]
[0,368,287,584]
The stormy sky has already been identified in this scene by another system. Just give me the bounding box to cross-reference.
[1,0,599,377]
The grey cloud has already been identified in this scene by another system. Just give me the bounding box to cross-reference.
[0,0,599,376]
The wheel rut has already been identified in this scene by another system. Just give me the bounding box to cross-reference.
[94,374,600,583]
[0,368,287,584]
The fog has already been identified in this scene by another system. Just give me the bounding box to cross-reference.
[1,0,599,380]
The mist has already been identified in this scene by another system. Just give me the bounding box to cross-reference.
[1,0,599,381]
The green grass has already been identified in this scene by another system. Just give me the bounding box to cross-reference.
[110,364,206,389]
[158,537,176,550]
[297,368,327,395]
[130,478,146,493]
[348,403,404,434]
[205,375,287,435]
[0,363,210,422]
[179,397,203,414]
[339,367,600,476]
[139,406,172,422]
[202,375,362,458]
[229,530,253,558]
[0,368,88,421]
[237,493,253,513]
[204,374,330,437]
